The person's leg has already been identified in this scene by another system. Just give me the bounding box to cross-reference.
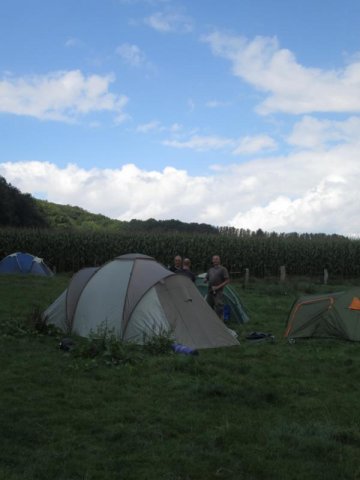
[206,291,215,310]
[214,292,224,320]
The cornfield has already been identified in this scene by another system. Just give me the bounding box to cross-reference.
[1,228,360,278]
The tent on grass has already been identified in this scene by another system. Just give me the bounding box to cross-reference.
[0,252,53,277]
[44,253,239,350]
[195,274,250,324]
[284,288,360,341]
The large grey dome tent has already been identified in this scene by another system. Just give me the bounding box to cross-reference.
[44,254,239,350]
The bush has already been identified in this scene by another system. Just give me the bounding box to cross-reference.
[71,323,143,365]
[142,328,174,355]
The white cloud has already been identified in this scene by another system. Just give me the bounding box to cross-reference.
[163,135,234,151]
[205,100,230,108]
[0,161,210,222]
[169,123,182,132]
[288,115,360,149]
[203,32,360,115]
[163,133,277,155]
[144,11,193,33]
[230,177,347,233]
[136,120,162,133]
[1,137,360,235]
[187,98,195,111]
[65,37,84,48]
[0,70,128,122]
[232,134,277,155]
[116,43,146,67]
[136,120,183,133]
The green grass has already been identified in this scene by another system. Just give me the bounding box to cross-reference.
[0,275,360,479]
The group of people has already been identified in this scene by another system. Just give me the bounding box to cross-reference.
[169,254,230,321]
[169,255,196,282]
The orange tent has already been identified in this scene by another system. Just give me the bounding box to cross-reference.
[349,297,360,310]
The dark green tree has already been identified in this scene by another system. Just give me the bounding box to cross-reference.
[0,176,48,227]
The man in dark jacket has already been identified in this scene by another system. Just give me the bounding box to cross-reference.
[182,258,196,282]
[169,255,183,273]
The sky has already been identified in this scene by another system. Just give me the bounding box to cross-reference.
[1,0,360,235]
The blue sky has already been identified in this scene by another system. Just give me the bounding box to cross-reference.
[1,0,360,235]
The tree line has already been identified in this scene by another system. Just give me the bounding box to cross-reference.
[0,176,48,228]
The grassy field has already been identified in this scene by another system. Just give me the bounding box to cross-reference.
[0,274,360,480]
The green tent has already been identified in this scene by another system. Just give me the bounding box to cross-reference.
[285,288,360,341]
[195,274,250,324]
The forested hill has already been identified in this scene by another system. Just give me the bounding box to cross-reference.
[36,199,219,234]
[0,175,218,234]
[0,176,48,228]
[36,199,125,231]
[0,175,348,239]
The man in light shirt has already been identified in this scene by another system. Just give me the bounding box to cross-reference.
[205,255,230,320]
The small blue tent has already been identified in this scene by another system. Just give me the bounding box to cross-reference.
[0,252,54,276]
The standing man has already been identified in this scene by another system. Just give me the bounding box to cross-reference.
[169,255,183,273]
[182,258,196,282]
[205,255,230,320]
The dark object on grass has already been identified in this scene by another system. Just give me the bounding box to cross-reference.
[171,343,199,355]
[245,332,275,343]
[59,337,75,351]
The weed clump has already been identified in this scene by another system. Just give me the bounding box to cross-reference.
[0,305,60,337]
[26,305,60,335]
[70,323,143,366]
[63,323,175,366]
[142,329,174,355]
